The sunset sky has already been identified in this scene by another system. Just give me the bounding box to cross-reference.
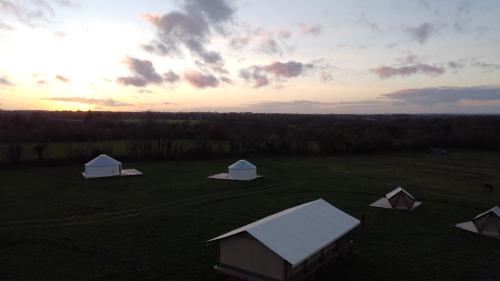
[1,0,500,113]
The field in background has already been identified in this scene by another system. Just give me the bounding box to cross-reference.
[0,139,232,164]
[1,150,499,281]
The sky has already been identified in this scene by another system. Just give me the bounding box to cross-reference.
[1,0,500,114]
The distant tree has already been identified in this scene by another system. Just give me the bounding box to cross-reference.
[6,143,23,165]
[33,143,48,161]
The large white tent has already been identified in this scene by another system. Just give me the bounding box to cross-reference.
[208,159,260,181]
[82,154,143,179]
[208,199,360,281]
[83,154,122,178]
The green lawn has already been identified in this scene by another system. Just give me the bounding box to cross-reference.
[0,150,499,281]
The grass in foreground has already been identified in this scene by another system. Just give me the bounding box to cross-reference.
[0,150,499,281]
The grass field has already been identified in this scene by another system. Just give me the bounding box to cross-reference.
[1,150,499,281]
[0,140,231,164]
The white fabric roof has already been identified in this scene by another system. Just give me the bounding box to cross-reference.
[386,187,415,200]
[209,199,360,266]
[85,154,121,167]
[474,206,500,220]
[228,159,256,170]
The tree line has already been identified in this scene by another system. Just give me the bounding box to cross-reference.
[1,110,500,166]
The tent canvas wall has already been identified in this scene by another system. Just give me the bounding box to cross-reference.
[473,207,500,237]
[83,154,122,178]
[386,187,416,210]
[209,199,360,281]
[209,160,260,181]
[228,160,257,180]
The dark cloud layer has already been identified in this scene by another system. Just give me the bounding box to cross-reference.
[192,99,388,114]
[371,64,445,79]
[240,61,315,88]
[142,0,234,71]
[404,22,441,44]
[117,56,179,87]
[42,97,130,107]
[183,71,219,88]
[447,58,500,72]
[383,86,500,105]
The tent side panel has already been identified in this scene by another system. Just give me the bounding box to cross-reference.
[388,194,399,208]
[482,215,500,236]
[390,193,412,210]
[228,169,257,180]
[219,235,285,281]
[403,194,415,209]
[85,166,120,178]
[474,215,489,232]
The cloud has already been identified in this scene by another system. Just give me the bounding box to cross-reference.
[163,70,180,83]
[240,60,316,88]
[52,0,78,7]
[55,74,69,82]
[447,58,500,72]
[298,23,322,35]
[404,22,442,44]
[0,21,14,30]
[229,35,250,49]
[239,67,270,88]
[355,13,380,33]
[0,0,77,27]
[42,97,131,107]
[263,61,314,77]
[320,72,333,82]
[448,61,465,70]
[471,61,500,71]
[142,0,235,71]
[371,64,445,79]
[0,76,13,87]
[257,38,283,55]
[53,30,66,38]
[383,86,500,105]
[227,27,293,56]
[183,70,219,88]
[220,76,233,84]
[192,99,389,114]
[117,56,179,87]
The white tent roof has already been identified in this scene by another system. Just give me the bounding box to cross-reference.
[85,154,121,167]
[209,199,360,267]
[228,159,256,170]
[386,187,415,200]
[474,206,500,220]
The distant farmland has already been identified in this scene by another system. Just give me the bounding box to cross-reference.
[1,150,499,281]
[0,139,232,164]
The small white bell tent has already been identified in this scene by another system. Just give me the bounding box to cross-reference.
[228,160,257,180]
[208,159,261,181]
